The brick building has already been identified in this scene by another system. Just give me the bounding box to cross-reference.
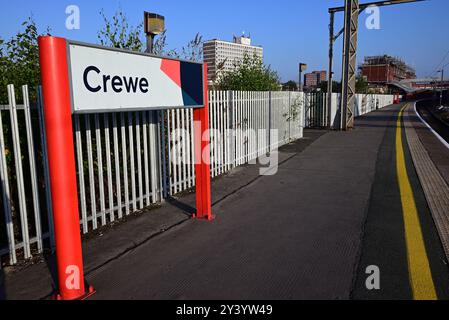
[303,70,327,90]
[360,55,416,84]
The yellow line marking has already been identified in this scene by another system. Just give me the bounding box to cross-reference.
[396,104,437,300]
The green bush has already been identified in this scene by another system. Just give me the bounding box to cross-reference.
[0,17,50,104]
[216,53,281,91]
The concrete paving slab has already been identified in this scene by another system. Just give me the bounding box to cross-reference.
[5,105,449,300]
[2,130,325,300]
[84,113,387,300]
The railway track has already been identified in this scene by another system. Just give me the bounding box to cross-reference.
[415,100,449,144]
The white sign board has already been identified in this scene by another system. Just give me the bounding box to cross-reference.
[67,42,204,113]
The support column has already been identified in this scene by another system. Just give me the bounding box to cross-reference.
[38,36,93,300]
[327,12,335,129]
[193,64,214,220]
[340,0,359,130]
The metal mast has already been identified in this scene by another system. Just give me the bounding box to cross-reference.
[340,0,359,130]
[327,12,335,129]
[327,0,427,131]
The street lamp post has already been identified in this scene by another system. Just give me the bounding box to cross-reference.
[299,63,307,92]
[144,11,166,201]
[438,69,444,107]
[144,12,165,54]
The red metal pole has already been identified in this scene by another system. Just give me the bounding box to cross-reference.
[38,36,92,300]
[193,64,213,220]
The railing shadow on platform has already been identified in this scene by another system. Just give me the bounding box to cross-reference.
[165,196,196,218]
[43,253,59,297]
[356,110,424,129]
[0,267,5,300]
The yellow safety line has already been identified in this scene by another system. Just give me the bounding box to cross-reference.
[396,104,437,300]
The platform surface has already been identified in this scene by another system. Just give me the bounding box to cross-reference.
[87,104,449,300]
[3,104,449,300]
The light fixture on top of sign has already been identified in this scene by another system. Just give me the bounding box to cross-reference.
[144,12,165,54]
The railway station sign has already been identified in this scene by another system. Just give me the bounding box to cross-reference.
[67,41,204,113]
[38,36,212,300]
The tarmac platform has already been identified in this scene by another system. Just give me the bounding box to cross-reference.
[2,102,449,300]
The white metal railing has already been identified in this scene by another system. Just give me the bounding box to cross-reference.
[304,92,395,128]
[164,91,305,195]
[73,111,163,234]
[0,85,53,266]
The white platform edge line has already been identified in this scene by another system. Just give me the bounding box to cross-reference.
[413,101,449,150]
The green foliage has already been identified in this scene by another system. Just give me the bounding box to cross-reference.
[285,94,303,122]
[216,53,280,91]
[282,80,298,91]
[153,30,172,56]
[152,30,203,62]
[180,33,203,62]
[318,80,341,93]
[97,9,203,63]
[152,30,202,61]
[0,17,50,104]
[356,75,369,94]
[97,9,144,51]
[318,77,368,94]
[0,9,205,105]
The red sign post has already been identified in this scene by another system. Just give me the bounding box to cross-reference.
[193,65,213,220]
[38,36,212,299]
[38,36,93,300]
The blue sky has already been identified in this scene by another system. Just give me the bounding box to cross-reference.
[0,0,448,81]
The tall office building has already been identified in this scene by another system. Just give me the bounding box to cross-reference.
[203,35,263,82]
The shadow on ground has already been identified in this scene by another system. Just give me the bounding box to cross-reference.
[0,268,5,300]
[3,128,328,300]
[165,196,196,217]
[44,254,58,297]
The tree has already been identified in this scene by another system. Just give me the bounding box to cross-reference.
[0,17,50,104]
[0,8,204,104]
[97,9,203,63]
[216,53,280,91]
[282,80,298,91]
[319,77,367,94]
[153,30,178,57]
[97,9,144,51]
[180,33,203,62]
[356,75,369,94]
[318,80,341,93]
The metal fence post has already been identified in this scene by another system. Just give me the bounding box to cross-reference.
[37,86,55,250]
[0,94,16,265]
[268,91,272,151]
[159,110,168,199]
[288,91,292,141]
[8,85,31,259]
[23,85,43,253]
[156,111,164,202]
[227,90,235,169]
